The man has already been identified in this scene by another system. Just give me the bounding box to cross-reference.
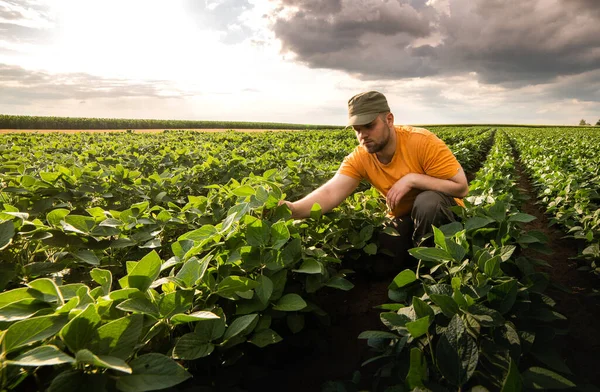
[281,91,468,259]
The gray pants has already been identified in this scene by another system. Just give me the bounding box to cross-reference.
[379,190,458,263]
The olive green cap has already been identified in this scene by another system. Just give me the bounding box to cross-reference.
[347,91,390,126]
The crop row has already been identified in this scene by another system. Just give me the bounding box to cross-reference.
[508,128,600,274]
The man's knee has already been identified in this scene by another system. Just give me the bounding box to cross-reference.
[412,191,446,218]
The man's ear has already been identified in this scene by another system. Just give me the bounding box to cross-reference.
[386,112,394,127]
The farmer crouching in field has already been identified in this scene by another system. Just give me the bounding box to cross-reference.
[280,91,468,265]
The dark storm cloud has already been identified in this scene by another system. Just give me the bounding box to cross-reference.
[0,64,186,105]
[270,0,600,89]
[183,0,254,44]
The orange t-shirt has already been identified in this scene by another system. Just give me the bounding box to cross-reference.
[338,125,465,217]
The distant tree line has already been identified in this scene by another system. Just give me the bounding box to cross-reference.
[0,114,341,130]
[579,119,600,126]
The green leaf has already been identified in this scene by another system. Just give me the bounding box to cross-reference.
[412,297,434,320]
[223,314,259,341]
[433,226,447,249]
[522,367,575,389]
[72,250,100,266]
[232,185,255,197]
[46,208,70,227]
[272,293,307,311]
[170,311,220,325]
[178,224,218,242]
[429,294,460,318]
[358,330,401,339]
[116,353,192,392]
[508,213,536,223]
[218,276,259,297]
[249,328,283,348]
[325,276,354,291]
[128,251,162,292]
[406,317,430,338]
[488,280,518,314]
[63,215,95,234]
[90,269,112,296]
[3,314,68,353]
[89,314,143,359]
[309,203,322,220]
[465,216,494,231]
[363,243,377,255]
[194,315,226,342]
[292,259,323,274]
[246,218,270,247]
[6,345,75,367]
[75,349,132,373]
[0,287,43,307]
[467,304,505,327]
[407,347,427,389]
[389,269,417,289]
[0,298,50,322]
[117,297,160,317]
[173,333,214,360]
[60,304,101,353]
[501,358,522,392]
[436,315,479,386]
[0,220,15,250]
[255,275,273,305]
[409,247,453,262]
[270,221,290,249]
[158,290,193,318]
[485,256,502,277]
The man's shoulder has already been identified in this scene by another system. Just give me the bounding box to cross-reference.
[395,125,434,137]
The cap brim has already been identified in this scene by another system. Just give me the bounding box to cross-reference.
[347,112,379,127]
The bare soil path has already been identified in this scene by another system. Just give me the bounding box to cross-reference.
[513,154,600,387]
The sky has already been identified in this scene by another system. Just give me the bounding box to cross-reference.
[1,0,599,126]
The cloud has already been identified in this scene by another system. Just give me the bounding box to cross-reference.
[269,0,600,88]
[0,63,190,105]
[183,0,255,44]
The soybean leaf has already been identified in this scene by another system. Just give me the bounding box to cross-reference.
[170,311,220,325]
[60,304,101,353]
[173,333,214,360]
[522,367,575,390]
[223,314,259,342]
[75,349,131,374]
[406,347,427,389]
[194,316,226,343]
[292,259,323,274]
[90,269,112,296]
[116,353,192,392]
[255,275,273,305]
[389,269,417,290]
[3,314,68,353]
[89,314,143,359]
[435,315,479,387]
[272,293,307,311]
[48,370,107,392]
[127,251,162,292]
[409,247,452,262]
[406,317,430,338]
[0,220,15,250]
[270,221,290,249]
[6,345,75,367]
[249,328,282,348]
[218,276,259,298]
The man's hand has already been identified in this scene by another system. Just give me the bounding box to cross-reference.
[386,174,415,211]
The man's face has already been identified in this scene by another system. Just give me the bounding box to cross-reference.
[352,114,392,154]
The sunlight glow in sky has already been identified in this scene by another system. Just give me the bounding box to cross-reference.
[1,0,599,125]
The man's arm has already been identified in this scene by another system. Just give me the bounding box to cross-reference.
[386,167,469,210]
[281,173,360,219]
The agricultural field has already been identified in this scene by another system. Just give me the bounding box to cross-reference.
[0,125,599,392]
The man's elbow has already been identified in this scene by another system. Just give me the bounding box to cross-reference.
[458,184,469,198]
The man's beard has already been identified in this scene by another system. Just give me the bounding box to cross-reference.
[364,125,391,154]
